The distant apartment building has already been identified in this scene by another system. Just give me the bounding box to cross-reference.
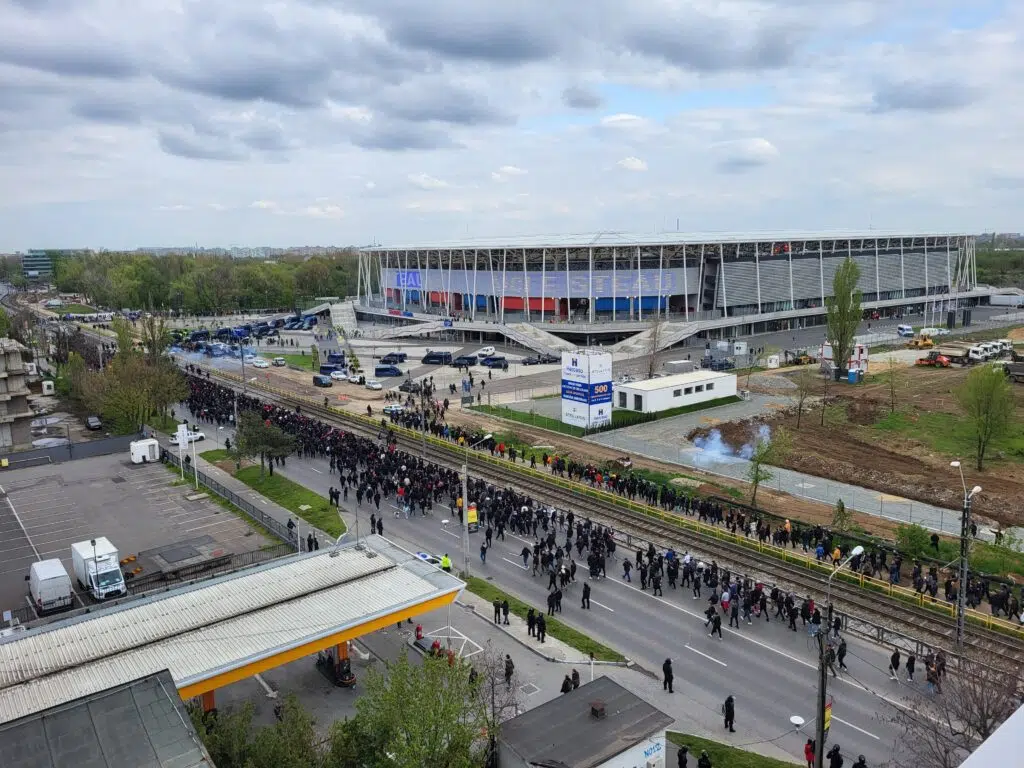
[21,250,53,280]
[0,339,34,450]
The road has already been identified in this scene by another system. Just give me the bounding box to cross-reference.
[184,406,917,766]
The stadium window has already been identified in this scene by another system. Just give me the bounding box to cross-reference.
[695,384,704,393]
[673,389,682,397]
[707,382,715,391]
[684,387,693,395]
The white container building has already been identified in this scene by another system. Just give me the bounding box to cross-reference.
[613,370,737,414]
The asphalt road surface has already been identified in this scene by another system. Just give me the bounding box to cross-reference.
[183,406,923,766]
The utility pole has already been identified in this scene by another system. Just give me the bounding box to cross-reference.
[951,460,981,655]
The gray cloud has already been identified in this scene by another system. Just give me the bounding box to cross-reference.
[158,131,245,162]
[238,125,292,152]
[158,58,332,109]
[378,82,514,126]
[870,79,979,113]
[0,39,139,79]
[562,85,603,110]
[71,98,141,125]
[348,122,462,152]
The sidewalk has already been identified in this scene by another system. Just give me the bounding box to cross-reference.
[149,429,338,549]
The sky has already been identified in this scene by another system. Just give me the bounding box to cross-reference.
[0,0,1021,251]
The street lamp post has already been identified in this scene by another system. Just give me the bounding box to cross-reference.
[815,544,864,768]
[462,433,492,578]
[950,460,982,655]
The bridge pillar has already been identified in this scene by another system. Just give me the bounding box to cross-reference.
[201,690,216,713]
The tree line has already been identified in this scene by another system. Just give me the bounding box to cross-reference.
[45,250,361,315]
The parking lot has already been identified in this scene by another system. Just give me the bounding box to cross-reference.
[0,452,274,619]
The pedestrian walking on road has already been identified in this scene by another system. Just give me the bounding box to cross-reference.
[504,655,514,688]
[709,612,723,640]
[375,518,382,535]
[480,541,488,563]
[536,614,547,643]
[677,745,688,768]
[837,637,848,670]
[306,532,314,552]
[622,559,632,582]
[723,695,735,732]
[501,599,510,625]
[493,598,501,624]
[571,668,580,689]
[729,600,740,628]
[662,658,674,693]
[804,738,815,768]
[581,582,591,609]
[889,648,901,681]
[526,608,536,637]
[906,653,916,682]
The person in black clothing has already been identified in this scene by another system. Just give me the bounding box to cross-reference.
[560,674,573,694]
[888,649,901,681]
[697,750,712,768]
[493,598,501,624]
[501,599,510,625]
[536,614,547,642]
[662,658,674,693]
[723,694,735,732]
[375,518,382,535]
[677,745,688,768]
[526,608,536,637]
[582,582,591,609]
[906,653,916,682]
[827,744,844,768]
[837,637,848,670]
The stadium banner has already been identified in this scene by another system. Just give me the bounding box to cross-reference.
[561,350,613,429]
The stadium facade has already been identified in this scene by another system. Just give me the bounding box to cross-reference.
[357,231,978,329]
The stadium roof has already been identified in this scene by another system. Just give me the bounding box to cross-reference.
[362,230,969,251]
[0,538,463,725]
[0,671,212,768]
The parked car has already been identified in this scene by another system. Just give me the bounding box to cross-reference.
[451,355,477,367]
[539,354,560,364]
[521,355,542,366]
[383,404,405,415]
[480,356,508,369]
[329,370,348,381]
[365,380,384,391]
[477,346,496,358]
[252,358,270,368]
[347,374,362,384]
[169,430,206,445]
[272,357,286,366]
[85,415,102,431]
[380,352,408,364]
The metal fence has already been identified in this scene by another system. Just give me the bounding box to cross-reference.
[1,432,140,469]
[162,449,299,549]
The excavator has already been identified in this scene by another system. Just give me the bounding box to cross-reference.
[905,335,935,350]
[784,348,816,365]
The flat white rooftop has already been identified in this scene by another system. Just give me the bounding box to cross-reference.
[617,370,736,392]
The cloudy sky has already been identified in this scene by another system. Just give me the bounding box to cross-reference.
[0,0,1021,251]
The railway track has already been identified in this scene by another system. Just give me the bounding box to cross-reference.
[182,362,1024,668]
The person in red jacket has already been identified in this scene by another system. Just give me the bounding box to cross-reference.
[804,738,815,767]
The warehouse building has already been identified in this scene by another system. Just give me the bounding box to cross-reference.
[614,370,737,414]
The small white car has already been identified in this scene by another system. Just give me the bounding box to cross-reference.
[477,346,495,358]
[365,380,383,391]
[348,374,361,384]
[252,358,270,368]
[383,404,405,415]
[330,370,348,381]
[243,354,257,363]
[933,328,950,336]
[272,357,286,366]
[170,430,206,445]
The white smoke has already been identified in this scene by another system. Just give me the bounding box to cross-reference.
[693,423,772,465]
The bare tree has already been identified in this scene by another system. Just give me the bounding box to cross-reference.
[747,427,791,507]
[885,357,903,414]
[794,365,815,429]
[645,320,665,379]
[470,642,524,752]
[820,361,832,427]
[889,657,1019,768]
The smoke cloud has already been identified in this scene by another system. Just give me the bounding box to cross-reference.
[693,423,772,465]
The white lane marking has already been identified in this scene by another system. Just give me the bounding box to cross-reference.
[685,644,727,667]
[309,467,322,474]
[833,715,880,740]
[441,528,460,539]
[590,599,615,612]
[254,674,278,699]
[502,557,528,570]
[1,485,40,561]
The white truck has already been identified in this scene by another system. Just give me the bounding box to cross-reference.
[71,538,127,600]
[27,559,74,614]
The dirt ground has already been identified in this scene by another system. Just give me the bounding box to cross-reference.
[692,363,1024,528]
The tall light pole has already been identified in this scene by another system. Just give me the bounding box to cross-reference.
[815,544,864,768]
[462,433,491,578]
[950,460,982,655]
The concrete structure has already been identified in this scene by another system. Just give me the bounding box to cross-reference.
[561,349,612,429]
[958,700,1024,768]
[499,676,672,768]
[613,370,737,414]
[0,670,213,768]
[0,538,463,725]
[20,250,53,281]
[0,338,34,450]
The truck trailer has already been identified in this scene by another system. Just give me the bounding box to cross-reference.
[71,537,127,600]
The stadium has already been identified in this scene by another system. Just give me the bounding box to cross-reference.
[353,231,988,354]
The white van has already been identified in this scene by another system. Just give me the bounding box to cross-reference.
[130,438,159,464]
[920,327,942,338]
[896,324,914,337]
[28,559,74,614]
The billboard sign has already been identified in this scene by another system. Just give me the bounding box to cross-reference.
[561,350,612,429]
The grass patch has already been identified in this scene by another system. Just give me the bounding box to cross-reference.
[462,574,625,662]
[609,395,743,429]
[200,448,231,463]
[60,303,96,314]
[874,409,1024,460]
[235,465,344,537]
[473,405,585,436]
[666,733,798,768]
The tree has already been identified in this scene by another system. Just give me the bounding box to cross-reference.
[138,314,173,365]
[470,643,523,739]
[645,320,664,379]
[80,353,186,434]
[0,307,11,339]
[895,523,931,559]
[956,365,1015,470]
[832,498,852,534]
[747,427,791,507]
[884,356,903,414]
[236,411,296,477]
[350,650,488,768]
[889,657,1019,768]
[825,257,862,378]
[794,365,815,429]
[820,361,831,427]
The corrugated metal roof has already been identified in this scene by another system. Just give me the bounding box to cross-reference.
[0,541,464,725]
[362,230,969,252]
[617,370,735,392]
[0,548,392,688]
